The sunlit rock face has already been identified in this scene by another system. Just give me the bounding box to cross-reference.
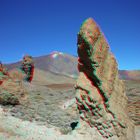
[75,18,135,140]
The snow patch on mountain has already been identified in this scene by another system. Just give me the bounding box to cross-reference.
[51,51,64,59]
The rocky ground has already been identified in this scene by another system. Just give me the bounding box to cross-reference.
[0,69,139,139]
[1,80,79,134]
[124,80,140,140]
[124,80,140,126]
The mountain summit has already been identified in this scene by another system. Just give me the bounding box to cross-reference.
[6,51,78,78]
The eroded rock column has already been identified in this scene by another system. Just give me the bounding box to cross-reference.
[75,18,135,140]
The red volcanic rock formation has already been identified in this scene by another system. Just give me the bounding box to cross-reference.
[75,18,135,139]
[0,62,9,85]
[20,55,34,82]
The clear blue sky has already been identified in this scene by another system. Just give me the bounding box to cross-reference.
[0,0,140,70]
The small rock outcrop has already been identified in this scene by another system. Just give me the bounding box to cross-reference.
[75,18,135,139]
[0,62,9,85]
[0,56,33,106]
[20,55,34,82]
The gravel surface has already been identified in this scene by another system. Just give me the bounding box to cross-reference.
[1,82,79,133]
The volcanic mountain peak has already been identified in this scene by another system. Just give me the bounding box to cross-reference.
[50,51,64,59]
[5,52,78,78]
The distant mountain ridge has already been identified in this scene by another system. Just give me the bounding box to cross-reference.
[6,51,78,78]
[5,51,140,80]
[119,70,140,81]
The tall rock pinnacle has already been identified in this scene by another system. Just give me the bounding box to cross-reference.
[75,18,135,139]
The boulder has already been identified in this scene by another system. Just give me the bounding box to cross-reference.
[0,91,19,105]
